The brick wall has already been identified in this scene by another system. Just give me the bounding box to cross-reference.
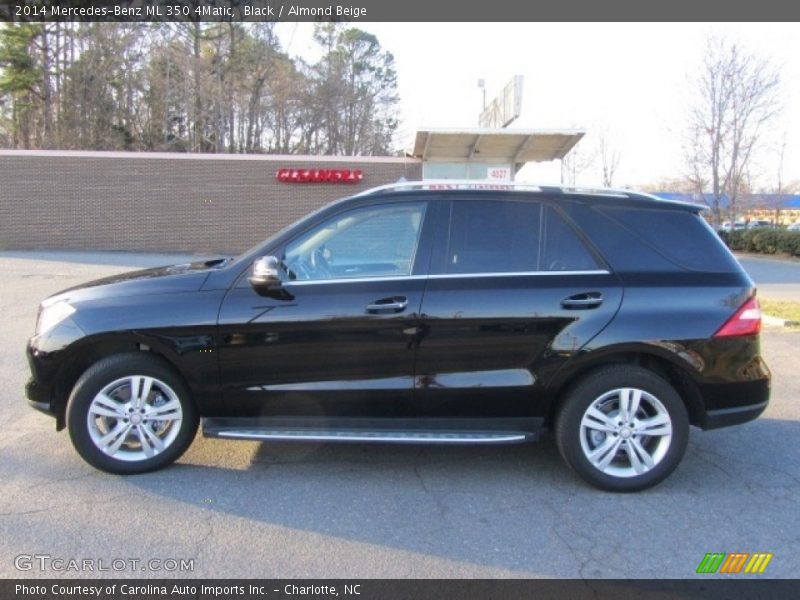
[0,151,422,254]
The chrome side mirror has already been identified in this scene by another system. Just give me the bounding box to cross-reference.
[248,256,282,291]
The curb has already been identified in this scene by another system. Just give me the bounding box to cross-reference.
[763,314,800,328]
[734,252,800,264]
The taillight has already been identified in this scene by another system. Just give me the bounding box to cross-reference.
[714,297,762,337]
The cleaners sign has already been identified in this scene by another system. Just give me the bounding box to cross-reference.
[276,168,364,184]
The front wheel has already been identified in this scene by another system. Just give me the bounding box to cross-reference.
[66,353,198,474]
[555,366,689,492]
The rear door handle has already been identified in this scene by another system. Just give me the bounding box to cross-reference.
[561,292,603,310]
[366,296,408,314]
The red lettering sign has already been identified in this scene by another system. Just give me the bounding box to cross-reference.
[276,168,364,184]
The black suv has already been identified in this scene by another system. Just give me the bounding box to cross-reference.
[25,182,770,491]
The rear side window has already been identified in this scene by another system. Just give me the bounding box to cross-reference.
[443,200,599,274]
[597,206,740,272]
[541,205,601,271]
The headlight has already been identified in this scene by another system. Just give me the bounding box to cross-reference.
[37,300,76,335]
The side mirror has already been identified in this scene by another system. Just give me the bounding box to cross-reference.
[248,256,282,292]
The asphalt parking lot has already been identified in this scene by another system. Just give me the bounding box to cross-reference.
[736,254,800,301]
[1,252,799,579]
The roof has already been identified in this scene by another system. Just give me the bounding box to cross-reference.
[411,128,585,167]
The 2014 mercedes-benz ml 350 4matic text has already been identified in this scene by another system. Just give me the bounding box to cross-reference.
[25,182,770,491]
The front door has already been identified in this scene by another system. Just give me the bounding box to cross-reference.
[217,200,432,419]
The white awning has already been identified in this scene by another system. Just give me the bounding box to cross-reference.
[412,128,585,167]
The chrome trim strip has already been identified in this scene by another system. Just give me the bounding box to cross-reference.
[285,275,428,286]
[246,376,413,392]
[429,270,609,279]
[284,270,609,286]
[215,430,529,443]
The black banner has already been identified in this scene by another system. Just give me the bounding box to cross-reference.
[3,580,800,600]
[1,0,800,22]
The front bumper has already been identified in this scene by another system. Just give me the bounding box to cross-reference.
[26,331,71,429]
[25,377,57,417]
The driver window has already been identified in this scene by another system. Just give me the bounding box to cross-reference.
[283,203,427,281]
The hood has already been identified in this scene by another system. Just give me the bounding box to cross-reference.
[45,258,231,304]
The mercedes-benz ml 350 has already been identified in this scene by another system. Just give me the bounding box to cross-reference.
[25,182,770,491]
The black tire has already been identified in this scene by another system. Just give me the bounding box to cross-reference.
[66,353,198,474]
[555,365,689,492]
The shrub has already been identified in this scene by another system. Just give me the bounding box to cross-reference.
[752,230,780,254]
[717,229,800,257]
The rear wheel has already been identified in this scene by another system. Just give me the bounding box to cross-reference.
[66,353,198,474]
[555,365,689,492]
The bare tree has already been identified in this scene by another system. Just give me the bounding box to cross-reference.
[597,128,621,188]
[683,127,709,205]
[685,35,781,228]
[561,136,596,186]
[753,132,799,224]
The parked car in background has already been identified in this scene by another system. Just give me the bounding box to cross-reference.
[746,220,772,230]
[25,181,770,492]
[787,222,800,232]
[720,221,746,232]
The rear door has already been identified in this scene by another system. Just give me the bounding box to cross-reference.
[413,196,622,419]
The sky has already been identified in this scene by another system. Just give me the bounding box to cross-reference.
[276,22,800,189]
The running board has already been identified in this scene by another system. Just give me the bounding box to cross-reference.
[206,428,532,444]
[203,417,542,445]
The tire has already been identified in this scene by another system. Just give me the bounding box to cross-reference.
[66,353,198,475]
[555,365,689,492]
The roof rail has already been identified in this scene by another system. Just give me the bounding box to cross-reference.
[545,185,629,198]
[351,179,542,197]
[351,179,707,209]
[353,180,637,199]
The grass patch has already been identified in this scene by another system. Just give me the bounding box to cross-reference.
[760,298,800,323]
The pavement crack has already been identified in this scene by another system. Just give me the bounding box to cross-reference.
[0,494,126,517]
[413,463,448,519]
[410,456,453,546]
[694,443,800,488]
[23,471,95,492]
[540,495,593,578]
[190,512,215,559]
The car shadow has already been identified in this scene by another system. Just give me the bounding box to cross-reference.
[121,416,800,577]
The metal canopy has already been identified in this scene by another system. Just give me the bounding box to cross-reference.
[412,128,585,168]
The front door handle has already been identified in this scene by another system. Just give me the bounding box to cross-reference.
[561,292,603,310]
[366,296,408,314]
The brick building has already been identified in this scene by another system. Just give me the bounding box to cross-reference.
[0,129,583,254]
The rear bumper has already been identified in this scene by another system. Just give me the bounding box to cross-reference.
[701,399,769,430]
[696,377,770,430]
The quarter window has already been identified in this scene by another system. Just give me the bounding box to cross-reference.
[597,206,741,272]
[283,203,426,281]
